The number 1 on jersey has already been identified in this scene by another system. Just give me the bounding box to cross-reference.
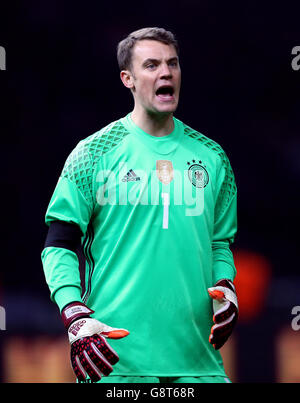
[161,192,170,229]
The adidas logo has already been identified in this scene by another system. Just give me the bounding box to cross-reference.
[122,169,141,182]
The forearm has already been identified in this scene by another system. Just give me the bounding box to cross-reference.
[41,246,83,312]
[212,240,236,284]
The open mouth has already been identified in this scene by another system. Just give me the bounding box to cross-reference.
[155,85,175,101]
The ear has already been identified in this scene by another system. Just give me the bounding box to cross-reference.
[120,70,135,90]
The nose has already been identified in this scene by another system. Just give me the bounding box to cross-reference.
[159,63,172,79]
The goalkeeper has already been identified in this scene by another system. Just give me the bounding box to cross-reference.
[41,27,238,383]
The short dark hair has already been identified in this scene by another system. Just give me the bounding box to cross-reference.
[117,27,179,71]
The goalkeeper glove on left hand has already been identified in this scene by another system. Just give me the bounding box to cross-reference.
[62,302,129,382]
[208,279,238,350]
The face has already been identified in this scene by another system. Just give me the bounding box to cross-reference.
[121,40,181,116]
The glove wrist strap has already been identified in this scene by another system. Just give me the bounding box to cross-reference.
[215,278,235,292]
[61,301,94,329]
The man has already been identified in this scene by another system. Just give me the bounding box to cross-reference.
[42,27,238,383]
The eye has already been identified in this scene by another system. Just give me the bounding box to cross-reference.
[146,63,156,70]
[169,60,178,68]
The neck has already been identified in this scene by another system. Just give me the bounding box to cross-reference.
[131,107,174,137]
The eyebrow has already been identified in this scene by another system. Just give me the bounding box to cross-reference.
[142,56,179,67]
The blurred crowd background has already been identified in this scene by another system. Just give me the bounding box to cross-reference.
[0,0,300,383]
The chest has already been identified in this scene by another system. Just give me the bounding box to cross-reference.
[94,143,217,224]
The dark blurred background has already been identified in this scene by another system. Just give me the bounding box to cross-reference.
[0,0,300,383]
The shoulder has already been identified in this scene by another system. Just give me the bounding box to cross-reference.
[60,118,129,205]
[180,120,224,157]
[61,118,129,177]
[178,118,233,170]
[76,118,130,161]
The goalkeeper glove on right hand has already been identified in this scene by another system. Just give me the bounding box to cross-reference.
[62,302,129,383]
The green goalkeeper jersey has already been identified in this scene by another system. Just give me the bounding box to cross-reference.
[42,113,237,377]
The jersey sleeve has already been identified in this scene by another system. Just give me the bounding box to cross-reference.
[41,141,95,311]
[212,149,238,284]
